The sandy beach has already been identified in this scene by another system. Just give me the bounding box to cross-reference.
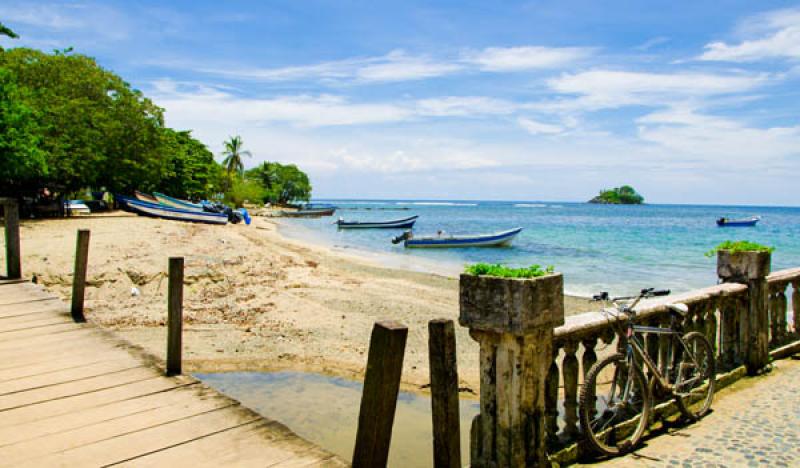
[4,212,596,393]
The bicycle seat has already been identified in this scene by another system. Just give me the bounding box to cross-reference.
[667,303,689,318]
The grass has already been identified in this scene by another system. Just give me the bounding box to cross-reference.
[705,240,775,258]
[464,263,554,278]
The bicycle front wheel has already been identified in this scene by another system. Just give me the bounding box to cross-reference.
[580,353,651,456]
[674,331,715,420]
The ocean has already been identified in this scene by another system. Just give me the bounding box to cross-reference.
[278,200,800,297]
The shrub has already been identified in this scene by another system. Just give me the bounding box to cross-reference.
[464,263,554,278]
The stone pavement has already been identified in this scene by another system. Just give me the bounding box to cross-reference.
[590,356,800,467]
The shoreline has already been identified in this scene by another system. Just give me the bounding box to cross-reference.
[4,211,597,394]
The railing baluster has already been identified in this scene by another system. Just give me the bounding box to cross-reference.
[793,281,800,336]
[706,301,719,357]
[581,337,598,421]
[769,290,780,347]
[544,345,560,448]
[561,341,579,439]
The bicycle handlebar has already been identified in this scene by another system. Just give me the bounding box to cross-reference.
[592,288,671,302]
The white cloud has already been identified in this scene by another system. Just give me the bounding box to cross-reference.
[0,2,131,41]
[416,97,515,117]
[517,117,564,135]
[462,46,592,71]
[698,8,800,62]
[546,70,768,110]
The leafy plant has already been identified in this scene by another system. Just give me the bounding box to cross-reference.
[705,240,775,258]
[465,263,555,278]
[591,185,644,204]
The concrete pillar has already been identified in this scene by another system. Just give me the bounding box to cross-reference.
[717,250,771,375]
[460,273,564,467]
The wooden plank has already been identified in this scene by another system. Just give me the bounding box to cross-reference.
[0,328,96,352]
[428,319,461,468]
[352,321,408,468]
[70,229,90,322]
[167,257,183,375]
[0,357,142,395]
[0,383,211,448]
[0,366,157,411]
[0,298,63,316]
[0,315,69,332]
[0,279,28,286]
[0,376,196,428]
[0,352,137,382]
[0,322,85,341]
[19,405,263,467]
[0,393,235,466]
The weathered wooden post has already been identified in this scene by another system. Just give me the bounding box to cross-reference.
[352,321,408,468]
[70,229,91,322]
[1,198,21,279]
[166,257,184,376]
[428,319,461,468]
[718,249,771,375]
[460,272,565,467]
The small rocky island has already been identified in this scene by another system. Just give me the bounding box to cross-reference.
[589,185,644,204]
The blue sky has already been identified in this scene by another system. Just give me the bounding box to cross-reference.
[2,1,799,205]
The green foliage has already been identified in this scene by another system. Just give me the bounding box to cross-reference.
[0,68,47,189]
[221,135,251,176]
[0,22,19,40]
[705,240,775,258]
[160,129,223,200]
[464,263,555,278]
[245,162,311,204]
[224,177,266,208]
[591,185,644,204]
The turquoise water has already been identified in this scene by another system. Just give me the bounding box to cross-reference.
[280,201,800,296]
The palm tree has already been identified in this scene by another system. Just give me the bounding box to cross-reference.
[221,136,251,176]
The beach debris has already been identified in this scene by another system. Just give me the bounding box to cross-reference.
[131,287,140,296]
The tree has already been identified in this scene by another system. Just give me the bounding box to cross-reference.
[0,68,46,193]
[0,22,18,39]
[160,129,223,200]
[245,161,311,204]
[221,135,251,176]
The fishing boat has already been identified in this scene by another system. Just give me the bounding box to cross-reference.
[717,216,760,227]
[134,190,159,204]
[281,207,336,217]
[117,196,227,225]
[153,192,205,212]
[336,215,418,229]
[392,227,522,248]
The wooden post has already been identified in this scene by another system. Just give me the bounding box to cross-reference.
[2,199,21,279]
[428,319,461,468]
[718,250,771,375]
[352,321,408,468]
[70,229,90,322]
[166,257,184,376]
[460,273,565,468]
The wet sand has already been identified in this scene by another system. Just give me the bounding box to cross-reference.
[3,212,597,393]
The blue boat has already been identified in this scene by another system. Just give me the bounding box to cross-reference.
[392,227,522,248]
[717,216,760,227]
[153,192,205,212]
[336,215,418,229]
[117,196,228,225]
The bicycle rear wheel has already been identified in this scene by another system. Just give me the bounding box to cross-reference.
[674,331,715,420]
[579,353,651,456]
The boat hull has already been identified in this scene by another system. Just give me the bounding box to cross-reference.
[717,218,759,227]
[134,191,159,204]
[282,208,336,217]
[119,197,227,225]
[404,227,522,248]
[153,192,205,212]
[337,216,418,229]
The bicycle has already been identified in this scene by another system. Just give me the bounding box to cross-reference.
[578,288,716,456]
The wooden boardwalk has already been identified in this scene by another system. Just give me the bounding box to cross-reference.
[0,280,346,467]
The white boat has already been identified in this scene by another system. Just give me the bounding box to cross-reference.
[65,200,91,216]
[336,215,418,229]
[392,227,522,248]
[119,197,227,225]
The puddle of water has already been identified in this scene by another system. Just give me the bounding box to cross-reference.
[195,371,478,467]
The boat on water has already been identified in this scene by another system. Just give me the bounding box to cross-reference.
[336,215,418,229]
[153,192,205,212]
[117,196,228,225]
[392,227,522,248]
[717,216,760,227]
[281,207,336,217]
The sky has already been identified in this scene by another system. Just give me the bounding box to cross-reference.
[1,1,800,205]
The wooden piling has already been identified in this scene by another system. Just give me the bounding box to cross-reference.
[70,229,90,322]
[428,319,461,468]
[166,257,184,376]
[2,199,21,279]
[352,321,408,468]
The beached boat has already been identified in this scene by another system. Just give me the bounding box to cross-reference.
[134,190,159,204]
[153,192,205,212]
[392,227,522,248]
[281,207,336,217]
[336,215,418,229]
[717,216,760,227]
[118,196,227,225]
